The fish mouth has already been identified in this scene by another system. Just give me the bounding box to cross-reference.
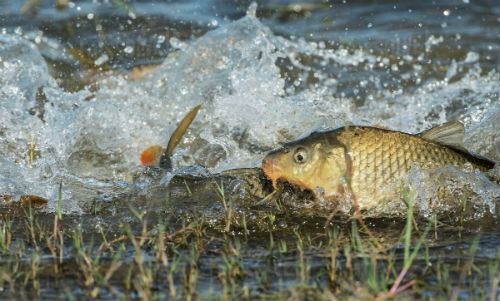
[262,155,311,193]
[262,156,282,189]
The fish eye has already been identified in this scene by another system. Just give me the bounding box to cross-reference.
[293,147,308,164]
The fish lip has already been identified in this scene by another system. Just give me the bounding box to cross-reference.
[262,156,282,189]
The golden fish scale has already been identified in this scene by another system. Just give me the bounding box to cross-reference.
[343,128,468,195]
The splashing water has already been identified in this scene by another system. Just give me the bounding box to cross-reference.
[0,10,499,218]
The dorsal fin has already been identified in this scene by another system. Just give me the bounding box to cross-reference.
[419,121,496,170]
[418,121,465,149]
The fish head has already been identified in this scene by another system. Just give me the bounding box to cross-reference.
[262,136,328,192]
[262,131,349,199]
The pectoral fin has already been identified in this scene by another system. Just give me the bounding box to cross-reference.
[141,145,164,167]
[140,105,201,169]
[159,104,201,169]
[165,105,201,158]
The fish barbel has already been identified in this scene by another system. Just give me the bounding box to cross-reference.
[262,122,495,209]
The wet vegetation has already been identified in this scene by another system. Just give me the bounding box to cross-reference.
[1,186,500,300]
[1,0,499,300]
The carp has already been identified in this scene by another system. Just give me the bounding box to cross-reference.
[262,122,496,209]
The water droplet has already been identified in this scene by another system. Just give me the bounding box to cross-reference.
[87,13,94,20]
[34,32,43,44]
[367,22,373,28]
[94,54,109,66]
[124,46,134,54]
[464,51,479,63]
[443,9,450,16]
[246,2,258,17]
[169,37,187,50]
